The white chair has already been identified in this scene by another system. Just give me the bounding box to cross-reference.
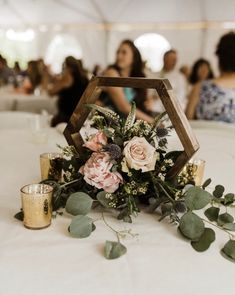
[0,111,44,130]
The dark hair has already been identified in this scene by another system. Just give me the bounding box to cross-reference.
[216,32,235,72]
[189,58,214,84]
[64,56,88,86]
[111,39,147,111]
[27,60,42,90]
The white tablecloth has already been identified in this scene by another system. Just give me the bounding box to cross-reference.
[0,93,57,114]
[0,122,235,295]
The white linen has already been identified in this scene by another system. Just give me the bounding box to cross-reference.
[0,123,235,295]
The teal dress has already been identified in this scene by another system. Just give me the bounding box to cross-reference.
[101,87,136,115]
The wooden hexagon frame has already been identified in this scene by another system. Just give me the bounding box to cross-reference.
[64,76,199,178]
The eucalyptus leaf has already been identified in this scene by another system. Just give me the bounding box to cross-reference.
[104,241,127,259]
[184,187,212,210]
[204,207,220,222]
[217,213,234,226]
[97,191,111,208]
[221,240,235,261]
[69,215,93,238]
[202,178,212,190]
[191,228,215,252]
[66,192,93,215]
[174,202,187,213]
[161,203,173,215]
[224,193,235,205]
[179,212,205,241]
[14,210,24,221]
[223,223,235,231]
[213,185,225,198]
[123,215,132,223]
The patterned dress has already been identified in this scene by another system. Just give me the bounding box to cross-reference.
[196,81,235,123]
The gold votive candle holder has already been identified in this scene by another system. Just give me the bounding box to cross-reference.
[180,159,205,186]
[40,153,63,181]
[20,183,53,229]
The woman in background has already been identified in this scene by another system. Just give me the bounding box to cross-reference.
[101,39,153,123]
[186,32,235,123]
[50,56,88,127]
[189,58,214,85]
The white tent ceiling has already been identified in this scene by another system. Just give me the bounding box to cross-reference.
[0,0,235,27]
[0,0,234,73]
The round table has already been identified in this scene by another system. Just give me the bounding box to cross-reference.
[0,122,235,295]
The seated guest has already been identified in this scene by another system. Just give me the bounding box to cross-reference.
[18,60,42,94]
[50,56,89,127]
[186,32,235,123]
[180,65,191,80]
[189,58,214,85]
[0,56,15,85]
[149,49,187,113]
[101,39,153,123]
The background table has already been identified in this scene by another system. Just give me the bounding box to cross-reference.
[0,122,235,295]
[0,92,57,114]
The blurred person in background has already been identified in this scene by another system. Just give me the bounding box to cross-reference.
[180,65,191,81]
[186,32,235,123]
[13,61,23,76]
[49,56,89,127]
[0,56,15,86]
[101,39,153,123]
[189,58,214,85]
[148,49,187,113]
[18,60,42,94]
[92,64,103,76]
[37,58,53,93]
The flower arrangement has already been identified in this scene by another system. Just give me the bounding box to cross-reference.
[16,103,235,261]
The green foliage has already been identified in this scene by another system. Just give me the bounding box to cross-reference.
[223,223,235,231]
[202,178,212,190]
[124,102,136,133]
[86,104,120,125]
[104,241,127,260]
[217,213,234,226]
[184,187,212,210]
[221,240,235,261]
[66,192,93,215]
[68,215,94,238]
[179,212,205,241]
[223,193,235,205]
[97,191,111,208]
[191,228,215,252]
[204,207,220,222]
[152,111,167,129]
[213,185,225,198]
[14,210,24,221]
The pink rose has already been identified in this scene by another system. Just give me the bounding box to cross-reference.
[101,171,123,193]
[79,152,122,193]
[83,131,107,152]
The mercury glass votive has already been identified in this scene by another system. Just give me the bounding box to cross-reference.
[180,159,205,186]
[20,183,53,229]
[40,153,63,181]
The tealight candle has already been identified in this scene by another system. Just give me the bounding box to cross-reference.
[20,183,53,229]
[179,159,205,186]
[40,153,63,181]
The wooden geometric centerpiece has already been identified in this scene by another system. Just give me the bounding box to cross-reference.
[64,76,199,179]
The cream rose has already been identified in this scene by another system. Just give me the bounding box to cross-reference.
[122,137,159,172]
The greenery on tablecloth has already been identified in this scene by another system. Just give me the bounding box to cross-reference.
[15,103,235,261]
